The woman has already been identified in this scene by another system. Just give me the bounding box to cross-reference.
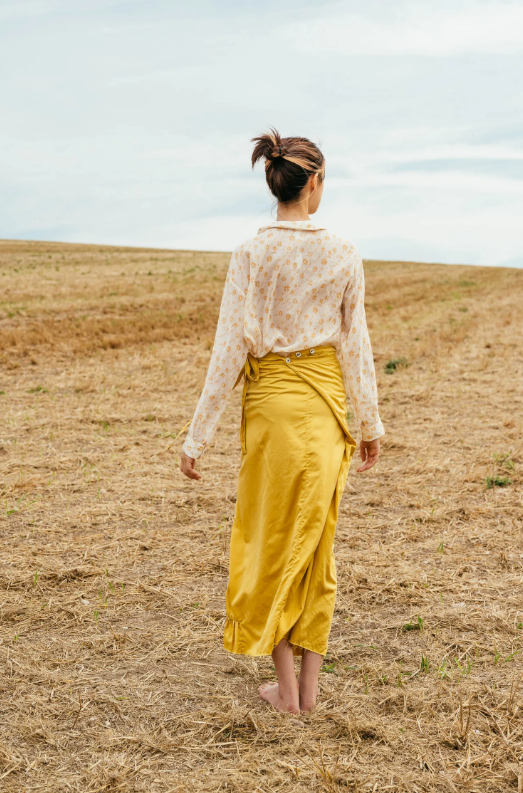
[180,129,384,714]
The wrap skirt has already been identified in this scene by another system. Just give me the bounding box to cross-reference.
[223,345,356,657]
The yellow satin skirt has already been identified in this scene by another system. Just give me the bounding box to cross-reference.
[224,346,356,657]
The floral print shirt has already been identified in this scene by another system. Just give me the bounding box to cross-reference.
[182,220,384,459]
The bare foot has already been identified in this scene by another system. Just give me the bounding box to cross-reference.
[298,691,317,712]
[258,682,299,714]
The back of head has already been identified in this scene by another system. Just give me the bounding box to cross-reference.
[251,127,324,204]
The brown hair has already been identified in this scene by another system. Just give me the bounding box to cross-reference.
[251,127,325,204]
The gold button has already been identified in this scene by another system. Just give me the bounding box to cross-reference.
[285,357,291,363]
[295,352,301,358]
[310,348,315,354]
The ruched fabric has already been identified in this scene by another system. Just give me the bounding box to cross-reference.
[224,346,356,657]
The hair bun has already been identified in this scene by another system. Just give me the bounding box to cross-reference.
[270,144,287,159]
[251,127,325,204]
[251,128,283,165]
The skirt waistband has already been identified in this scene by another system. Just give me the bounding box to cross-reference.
[234,345,338,390]
[261,345,336,363]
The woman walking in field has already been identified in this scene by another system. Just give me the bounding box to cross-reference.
[180,129,384,714]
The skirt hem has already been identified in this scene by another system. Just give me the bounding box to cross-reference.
[223,617,326,657]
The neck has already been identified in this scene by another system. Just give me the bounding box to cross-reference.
[276,200,310,221]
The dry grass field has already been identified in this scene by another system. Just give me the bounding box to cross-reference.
[1,238,522,793]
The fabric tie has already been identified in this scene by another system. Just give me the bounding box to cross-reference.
[234,353,260,454]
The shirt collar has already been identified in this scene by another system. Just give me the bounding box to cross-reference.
[257,220,326,234]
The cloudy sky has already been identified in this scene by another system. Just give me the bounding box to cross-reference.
[1,0,522,265]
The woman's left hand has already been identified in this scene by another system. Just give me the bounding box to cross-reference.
[180,452,201,481]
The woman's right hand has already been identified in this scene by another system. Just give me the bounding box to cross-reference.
[356,438,380,472]
[180,452,202,481]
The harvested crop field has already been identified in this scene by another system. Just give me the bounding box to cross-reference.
[1,238,522,793]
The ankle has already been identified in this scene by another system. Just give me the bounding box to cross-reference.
[278,681,299,704]
[298,677,318,701]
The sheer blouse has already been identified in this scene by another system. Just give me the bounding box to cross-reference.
[182,220,384,459]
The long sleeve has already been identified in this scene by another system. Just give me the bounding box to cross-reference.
[338,250,384,442]
[182,246,250,459]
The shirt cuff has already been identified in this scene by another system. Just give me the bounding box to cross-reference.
[360,419,385,442]
[182,435,205,460]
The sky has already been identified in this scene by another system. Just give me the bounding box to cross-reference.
[1,0,522,266]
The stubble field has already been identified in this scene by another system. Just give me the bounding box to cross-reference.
[0,238,522,793]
